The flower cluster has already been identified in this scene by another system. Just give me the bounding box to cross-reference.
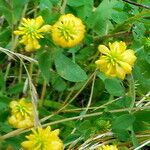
[8,98,34,129]
[14,14,85,51]
[97,145,118,150]
[21,126,64,150]
[51,14,85,48]
[14,16,51,52]
[95,41,136,79]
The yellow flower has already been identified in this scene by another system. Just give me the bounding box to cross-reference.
[51,14,85,48]
[21,126,64,150]
[14,16,51,52]
[8,98,34,129]
[97,145,118,150]
[95,41,137,79]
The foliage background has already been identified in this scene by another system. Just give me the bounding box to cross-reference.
[0,0,150,149]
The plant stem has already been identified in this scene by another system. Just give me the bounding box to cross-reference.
[85,71,96,112]
[40,81,47,105]
[41,70,96,122]
[42,106,150,127]
[128,74,136,111]
[122,0,150,9]
[4,63,11,81]
[60,0,67,14]
[114,10,149,31]
[18,61,23,83]
[0,106,150,141]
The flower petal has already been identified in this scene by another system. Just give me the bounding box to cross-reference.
[109,41,119,52]
[105,64,115,76]
[98,45,110,55]
[119,41,126,52]
[116,64,126,79]
[122,49,137,65]
[118,61,132,74]
[33,39,41,49]
[21,141,33,148]
[14,30,25,35]
[38,25,52,32]
[35,16,44,28]
[25,43,34,52]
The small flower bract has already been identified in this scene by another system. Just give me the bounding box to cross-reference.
[95,41,137,79]
[8,98,34,129]
[97,145,118,150]
[51,14,85,48]
[14,16,51,52]
[21,126,64,150]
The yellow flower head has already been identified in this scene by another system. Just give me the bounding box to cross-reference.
[97,145,118,150]
[14,16,51,52]
[8,98,34,129]
[21,126,64,150]
[95,41,137,79]
[51,14,85,48]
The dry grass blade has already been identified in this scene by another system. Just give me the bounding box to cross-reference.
[0,47,38,63]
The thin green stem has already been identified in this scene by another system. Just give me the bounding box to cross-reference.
[40,71,96,122]
[85,71,96,112]
[42,106,150,127]
[40,81,47,106]
[18,61,23,83]
[61,0,67,14]
[4,63,11,81]
[0,106,150,141]
[122,0,150,9]
[128,74,136,111]
[114,10,149,31]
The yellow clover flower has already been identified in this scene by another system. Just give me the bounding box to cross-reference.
[95,41,137,79]
[21,126,64,150]
[97,145,118,150]
[14,16,51,52]
[51,14,85,48]
[8,98,34,129]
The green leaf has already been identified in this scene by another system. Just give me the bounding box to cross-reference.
[86,0,115,36]
[64,134,81,146]
[111,11,128,24]
[0,122,12,133]
[51,73,67,91]
[0,95,10,112]
[114,96,133,108]
[0,101,7,111]
[131,129,140,148]
[0,28,11,47]
[110,0,128,24]
[12,0,29,24]
[38,51,52,82]
[134,110,150,123]
[7,83,24,94]
[133,60,150,94]
[0,0,29,25]
[112,114,136,141]
[112,114,135,130]
[39,0,52,11]
[104,78,124,96]
[0,4,12,25]
[114,129,130,141]
[67,0,84,7]
[0,71,5,91]
[54,53,87,82]
[67,0,93,19]
[133,108,150,132]
[132,22,146,41]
